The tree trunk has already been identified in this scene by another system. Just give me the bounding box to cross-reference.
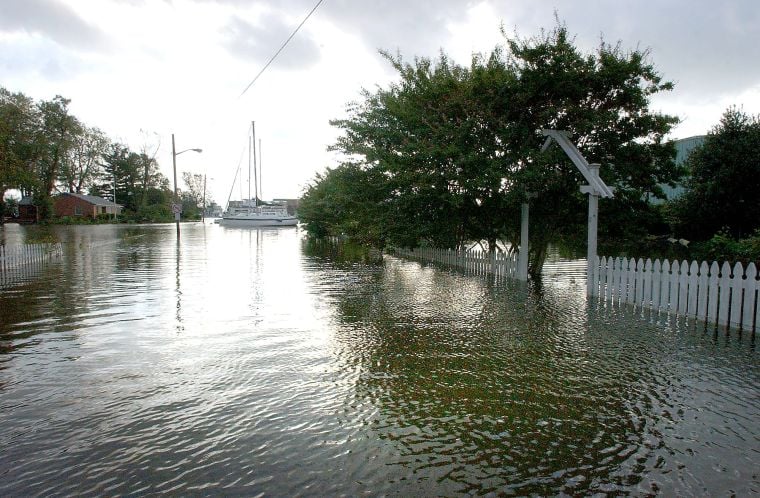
[528,240,549,281]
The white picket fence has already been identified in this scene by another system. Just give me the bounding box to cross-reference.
[392,246,759,333]
[0,243,64,276]
[593,256,758,332]
[393,246,518,279]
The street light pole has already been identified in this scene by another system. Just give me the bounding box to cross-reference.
[202,174,207,223]
[171,133,202,238]
[172,134,179,237]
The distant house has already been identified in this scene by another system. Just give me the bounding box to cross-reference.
[272,198,300,216]
[54,193,122,218]
[204,202,224,218]
[650,135,706,204]
[17,196,39,223]
[663,135,706,200]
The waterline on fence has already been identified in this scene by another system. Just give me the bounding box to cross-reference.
[594,256,758,333]
[0,243,64,287]
[391,246,758,334]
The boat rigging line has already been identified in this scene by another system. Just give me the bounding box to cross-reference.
[238,0,325,97]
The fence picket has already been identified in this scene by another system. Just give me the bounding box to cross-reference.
[619,258,630,304]
[603,257,612,301]
[730,262,744,328]
[718,261,732,327]
[617,258,626,304]
[678,260,689,315]
[707,261,720,325]
[621,258,630,304]
[642,259,653,306]
[696,261,709,319]
[659,259,670,311]
[743,263,757,331]
[632,258,642,305]
[651,260,662,312]
[686,261,698,317]
[665,260,677,312]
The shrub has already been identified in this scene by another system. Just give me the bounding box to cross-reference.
[691,229,760,265]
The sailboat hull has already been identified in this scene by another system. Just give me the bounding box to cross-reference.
[219,216,298,227]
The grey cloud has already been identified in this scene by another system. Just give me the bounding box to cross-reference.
[207,0,475,56]
[0,37,88,82]
[504,0,760,99]
[221,12,321,68]
[289,0,474,55]
[204,0,760,99]
[0,0,110,51]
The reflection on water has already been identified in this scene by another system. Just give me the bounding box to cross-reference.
[0,224,758,496]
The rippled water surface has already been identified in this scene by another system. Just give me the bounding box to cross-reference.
[0,224,758,496]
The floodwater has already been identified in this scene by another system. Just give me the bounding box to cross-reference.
[0,223,757,496]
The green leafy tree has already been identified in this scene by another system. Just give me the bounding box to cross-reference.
[320,22,679,276]
[59,125,110,194]
[137,186,173,222]
[181,172,205,212]
[93,143,170,216]
[494,25,680,273]
[671,107,760,240]
[330,51,518,250]
[0,88,40,219]
[136,130,162,211]
[0,89,82,220]
[299,162,392,246]
[35,96,79,218]
[179,192,199,219]
[0,87,174,224]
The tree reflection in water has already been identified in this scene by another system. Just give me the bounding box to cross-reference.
[302,236,757,495]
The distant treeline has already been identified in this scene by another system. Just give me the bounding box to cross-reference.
[0,88,211,223]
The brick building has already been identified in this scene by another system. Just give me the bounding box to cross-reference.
[54,193,122,218]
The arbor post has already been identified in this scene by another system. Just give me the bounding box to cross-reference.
[541,130,613,295]
[585,163,600,296]
[518,202,529,281]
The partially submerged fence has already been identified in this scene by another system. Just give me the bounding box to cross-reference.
[391,246,759,334]
[593,257,758,332]
[393,247,518,279]
[0,243,64,284]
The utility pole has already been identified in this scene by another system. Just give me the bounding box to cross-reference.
[202,174,207,223]
[172,133,180,238]
[171,134,202,238]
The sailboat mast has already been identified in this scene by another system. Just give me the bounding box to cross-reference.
[252,120,258,207]
[248,122,252,204]
[259,138,262,202]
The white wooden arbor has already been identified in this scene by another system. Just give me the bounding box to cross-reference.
[517,130,614,294]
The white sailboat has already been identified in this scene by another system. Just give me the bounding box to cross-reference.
[220,122,298,227]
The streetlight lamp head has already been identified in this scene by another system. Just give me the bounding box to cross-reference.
[175,147,203,156]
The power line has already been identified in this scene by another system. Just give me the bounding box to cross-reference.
[238,0,325,98]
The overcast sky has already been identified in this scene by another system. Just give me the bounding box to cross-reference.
[2,0,758,203]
